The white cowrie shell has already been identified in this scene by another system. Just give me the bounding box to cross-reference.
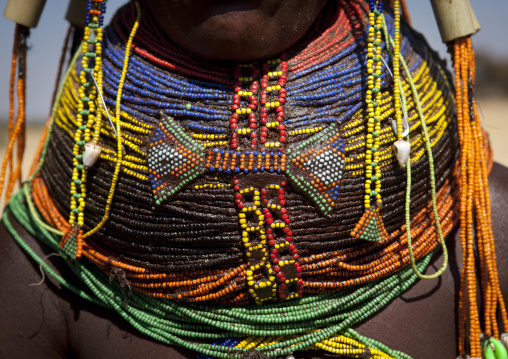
[392,140,411,166]
[83,142,102,168]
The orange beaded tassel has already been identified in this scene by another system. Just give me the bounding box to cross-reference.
[0,25,28,205]
[454,36,508,357]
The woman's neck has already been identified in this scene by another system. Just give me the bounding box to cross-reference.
[143,0,329,61]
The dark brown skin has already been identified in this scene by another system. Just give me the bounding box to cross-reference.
[1,1,508,358]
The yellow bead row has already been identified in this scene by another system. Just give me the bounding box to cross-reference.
[98,127,146,156]
[191,133,227,140]
[193,183,228,190]
[288,127,323,136]
[203,140,229,148]
[100,109,151,134]
[232,333,395,358]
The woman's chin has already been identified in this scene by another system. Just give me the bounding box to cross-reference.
[144,0,328,61]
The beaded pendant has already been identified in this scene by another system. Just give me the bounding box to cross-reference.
[60,0,105,258]
[351,0,389,243]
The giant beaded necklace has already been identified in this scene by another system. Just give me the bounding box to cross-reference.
[2,0,507,358]
[33,0,459,304]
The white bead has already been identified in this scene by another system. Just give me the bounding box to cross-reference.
[285,355,295,359]
[392,140,411,166]
[83,142,101,168]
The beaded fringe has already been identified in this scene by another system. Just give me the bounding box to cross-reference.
[453,36,508,357]
[0,24,28,206]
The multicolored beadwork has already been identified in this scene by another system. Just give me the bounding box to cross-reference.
[6,0,498,358]
[148,114,205,205]
[286,124,345,214]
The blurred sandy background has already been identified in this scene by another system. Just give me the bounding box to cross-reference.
[1,1,507,210]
